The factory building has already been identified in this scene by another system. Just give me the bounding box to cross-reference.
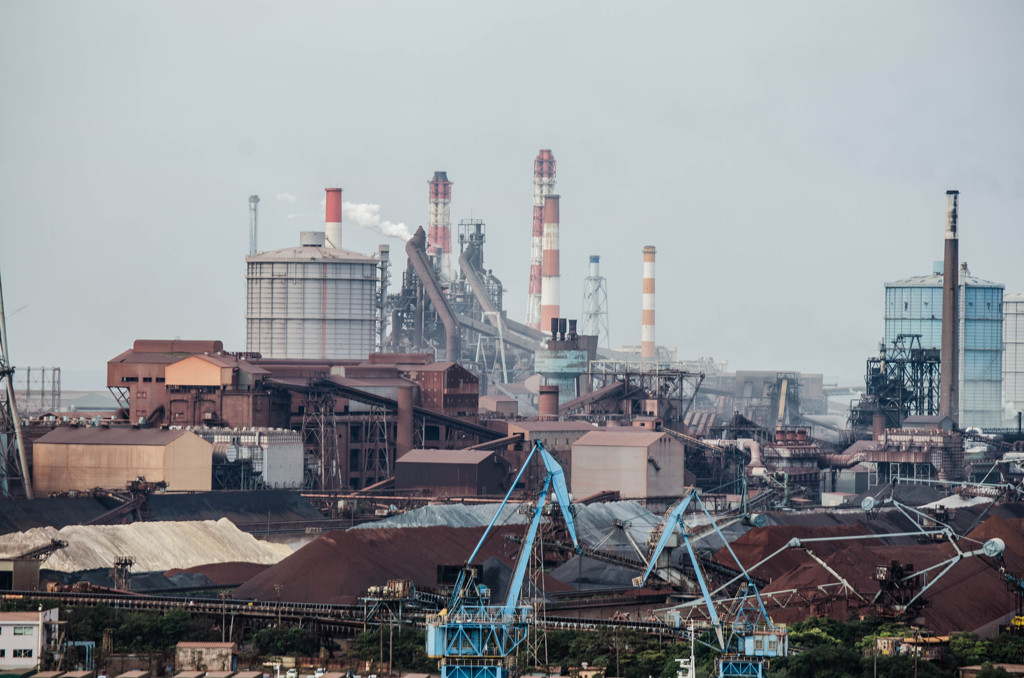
[570,429,687,499]
[0,608,60,671]
[245,188,386,361]
[107,340,291,429]
[31,428,212,494]
[394,448,511,497]
[884,264,1004,428]
[1004,290,1024,423]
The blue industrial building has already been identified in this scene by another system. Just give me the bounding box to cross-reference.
[884,264,1004,428]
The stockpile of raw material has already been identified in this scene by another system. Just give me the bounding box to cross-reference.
[233,524,569,605]
[714,514,1024,634]
[165,562,272,586]
[0,518,292,572]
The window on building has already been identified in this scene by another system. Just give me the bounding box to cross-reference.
[143,377,153,382]
[0,649,5,657]
[13,649,32,658]
[13,626,33,635]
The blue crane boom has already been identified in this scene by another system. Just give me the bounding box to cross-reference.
[637,488,786,678]
[426,440,580,678]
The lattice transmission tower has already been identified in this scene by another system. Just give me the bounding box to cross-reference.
[581,255,610,348]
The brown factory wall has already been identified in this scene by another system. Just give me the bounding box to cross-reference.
[395,459,507,496]
[0,560,40,591]
[32,434,212,493]
[165,357,229,387]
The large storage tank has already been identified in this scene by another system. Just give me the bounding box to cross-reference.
[1004,290,1024,423]
[885,265,1004,428]
[246,241,380,360]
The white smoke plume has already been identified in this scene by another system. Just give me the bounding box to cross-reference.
[275,192,298,204]
[342,202,413,241]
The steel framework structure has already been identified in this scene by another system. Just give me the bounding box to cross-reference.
[0,270,31,499]
[849,334,941,431]
[587,361,704,429]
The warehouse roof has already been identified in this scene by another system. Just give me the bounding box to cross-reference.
[575,429,668,447]
[34,427,199,446]
[509,421,597,432]
[398,449,497,465]
[885,272,1002,288]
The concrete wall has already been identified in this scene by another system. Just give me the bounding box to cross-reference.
[571,434,685,499]
[571,444,647,498]
[33,432,212,493]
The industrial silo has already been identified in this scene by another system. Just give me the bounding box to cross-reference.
[1004,290,1024,423]
[884,264,1004,428]
[245,188,383,360]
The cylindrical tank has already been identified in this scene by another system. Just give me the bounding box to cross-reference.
[538,385,559,420]
[245,240,379,360]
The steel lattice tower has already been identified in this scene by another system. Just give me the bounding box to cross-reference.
[0,269,33,499]
[581,255,610,348]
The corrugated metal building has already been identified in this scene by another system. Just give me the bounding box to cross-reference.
[885,267,1004,428]
[570,429,686,499]
[245,241,381,360]
[32,428,212,493]
[394,448,511,497]
[1004,290,1024,423]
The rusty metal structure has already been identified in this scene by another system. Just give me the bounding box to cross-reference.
[849,334,941,432]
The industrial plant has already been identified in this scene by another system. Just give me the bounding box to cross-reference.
[1,151,1023,678]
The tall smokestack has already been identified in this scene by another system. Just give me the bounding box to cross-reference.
[325,188,343,250]
[939,190,960,423]
[428,171,453,279]
[540,195,561,332]
[642,246,656,361]
[248,195,260,256]
[527,150,556,329]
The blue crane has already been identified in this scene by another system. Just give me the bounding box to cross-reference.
[426,440,580,678]
[637,489,787,678]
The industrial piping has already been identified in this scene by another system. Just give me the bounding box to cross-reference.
[939,190,959,423]
[527,150,556,330]
[641,246,656,360]
[325,188,343,250]
[540,195,561,333]
[405,226,460,361]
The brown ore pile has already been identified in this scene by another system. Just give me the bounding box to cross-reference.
[715,515,1024,634]
[233,524,567,605]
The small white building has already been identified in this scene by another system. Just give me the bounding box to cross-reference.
[0,608,59,671]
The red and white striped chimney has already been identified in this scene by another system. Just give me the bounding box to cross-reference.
[540,194,561,332]
[527,150,556,329]
[428,171,453,279]
[325,188,343,250]
[641,245,656,361]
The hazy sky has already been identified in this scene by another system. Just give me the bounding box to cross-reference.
[2,1,1022,390]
